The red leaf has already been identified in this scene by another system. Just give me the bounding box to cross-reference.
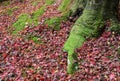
[102,32,111,38]
[110,73,115,80]
[2,53,8,59]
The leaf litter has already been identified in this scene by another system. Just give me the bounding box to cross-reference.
[0,0,120,81]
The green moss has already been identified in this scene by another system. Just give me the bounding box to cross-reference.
[107,55,114,59]
[45,0,76,30]
[70,0,86,15]
[64,32,85,74]
[30,36,41,44]
[45,2,71,30]
[45,17,62,30]
[58,0,71,11]
[1,1,10,6]
[109,20,120,34]
[31,36,38,42]
[32,0,40,6]
[67,52,78,74]
[7,6,19,16]
[32,6,45,26]
[32,6,45,18]
[12,5,46,34]
[24,33,42,44]
[118,48,120,55]
[12,14,33,34]
[45,0,55,5]
[64,34,85,54]
[62,10,71,18]
[45,11,70,30]
[64,8,103,54]
[43,0,74,30]
[64,1,106,74]
[22,70,27,77]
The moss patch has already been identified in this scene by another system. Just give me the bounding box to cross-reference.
[45,17,62,30]
[45,11,70,30]
[109,20,120,34]
[64,34,85,54]
[24,33,42,44]
[29,36,42,44]
[32,5,45,25]
[70,0,86,15]
[45,0,55,5]
[12,14,33,34]
[58,0,72,12]
[44,0,78,31]
[1,1,10,6]
[12,0,72,36]
[45,0,73,30]
[7,6,19,16]
[12,5,46,34]
[32,0,40,6]
[118,48,120,55]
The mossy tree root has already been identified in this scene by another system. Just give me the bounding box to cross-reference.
[64,0,108,74]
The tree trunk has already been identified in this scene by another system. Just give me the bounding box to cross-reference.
[64,0,119,74]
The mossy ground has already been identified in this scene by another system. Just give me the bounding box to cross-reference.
[32,0,40,6]
[0,0,10,6]
[45,0,55,5]
[12,0,71,43]
[45,17,62,30]
[12,0,57,34]
[7,6,19,16]
[23,33,42,44]
[31,5,46,25]
[12,6,46,34]
[12,14,33,34]
[12,0,57,43]
[58,0,71,11]
[45,0,73,30]
[45,15,68,30]
[118,48,120,55]
[28,36,42,44]
[0,6,19,15]
[109,20,120,34]
[45,0,85,31]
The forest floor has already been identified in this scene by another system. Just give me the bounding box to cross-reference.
[0,0,120,81]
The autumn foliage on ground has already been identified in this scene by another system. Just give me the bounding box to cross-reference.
[0,0,120,81]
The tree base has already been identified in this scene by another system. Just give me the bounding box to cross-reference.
[64,0,105,74]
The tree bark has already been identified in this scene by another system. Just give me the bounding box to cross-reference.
[64,0,119,74]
